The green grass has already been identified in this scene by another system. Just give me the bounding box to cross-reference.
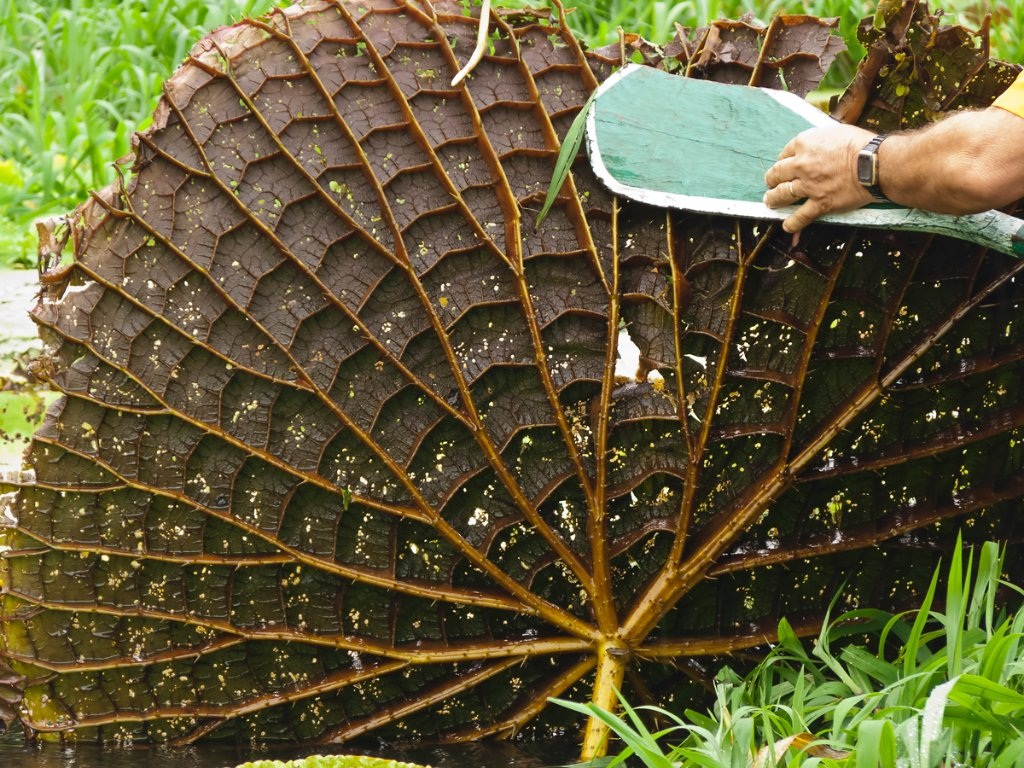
[0,0,1021,268]
[0,0,284,265]
[0,390,58,466]
[556,536,1024,768]
[0,216,34,269]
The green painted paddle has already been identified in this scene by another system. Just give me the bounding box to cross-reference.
[583,64,1024,258]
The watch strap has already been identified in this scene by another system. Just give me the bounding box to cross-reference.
[858,135,888,201]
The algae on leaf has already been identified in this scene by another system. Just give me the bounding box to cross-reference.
[234,755,430,768]
[1,0,1023,758]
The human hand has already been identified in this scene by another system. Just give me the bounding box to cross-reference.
[763,123,879,233]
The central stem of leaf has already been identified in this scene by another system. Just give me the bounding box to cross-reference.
[581,638,630,759]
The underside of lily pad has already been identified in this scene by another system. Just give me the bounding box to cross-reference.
[2,0,1024,758]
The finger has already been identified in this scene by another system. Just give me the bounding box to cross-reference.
[762,185,791,209]
[776,137,798,161]
[782,199,825,233]
[762,179,802,209]
[762,181,796,209]
[763,157,796,188]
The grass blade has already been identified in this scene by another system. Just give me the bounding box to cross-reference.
[944,534,968,678]
[550,696,679,768]
[921,677,957,767]
[536,87,598,228]
[904,563,941,679]
[855,719,896,768]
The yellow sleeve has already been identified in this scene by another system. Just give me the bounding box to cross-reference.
[993,70,1024,119]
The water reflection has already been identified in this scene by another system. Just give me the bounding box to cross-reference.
[0,732,575,768]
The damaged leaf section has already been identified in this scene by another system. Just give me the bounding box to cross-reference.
[1,0,1023,753]
[831,0,1019,125]
[600,12,845,96]
[0,657,24,733]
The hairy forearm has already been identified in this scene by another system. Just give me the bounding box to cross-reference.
[877,108,1024,215]
[764,104,1024,233]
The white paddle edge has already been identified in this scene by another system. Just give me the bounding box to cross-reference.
[584,65,1024,257]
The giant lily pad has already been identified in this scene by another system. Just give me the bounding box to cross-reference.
[1,0,1022,758]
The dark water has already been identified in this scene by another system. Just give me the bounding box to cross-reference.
[0,732,577,768]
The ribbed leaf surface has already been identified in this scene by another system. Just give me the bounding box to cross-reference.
[2,0,1023,748]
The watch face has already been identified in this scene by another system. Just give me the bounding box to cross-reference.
[856,151,876,185]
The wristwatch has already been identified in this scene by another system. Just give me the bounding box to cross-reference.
[856,135,888,201]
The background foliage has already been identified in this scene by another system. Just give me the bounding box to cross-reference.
[0,0,287,263]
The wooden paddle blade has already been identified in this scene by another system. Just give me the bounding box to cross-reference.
[586,64,832,219]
